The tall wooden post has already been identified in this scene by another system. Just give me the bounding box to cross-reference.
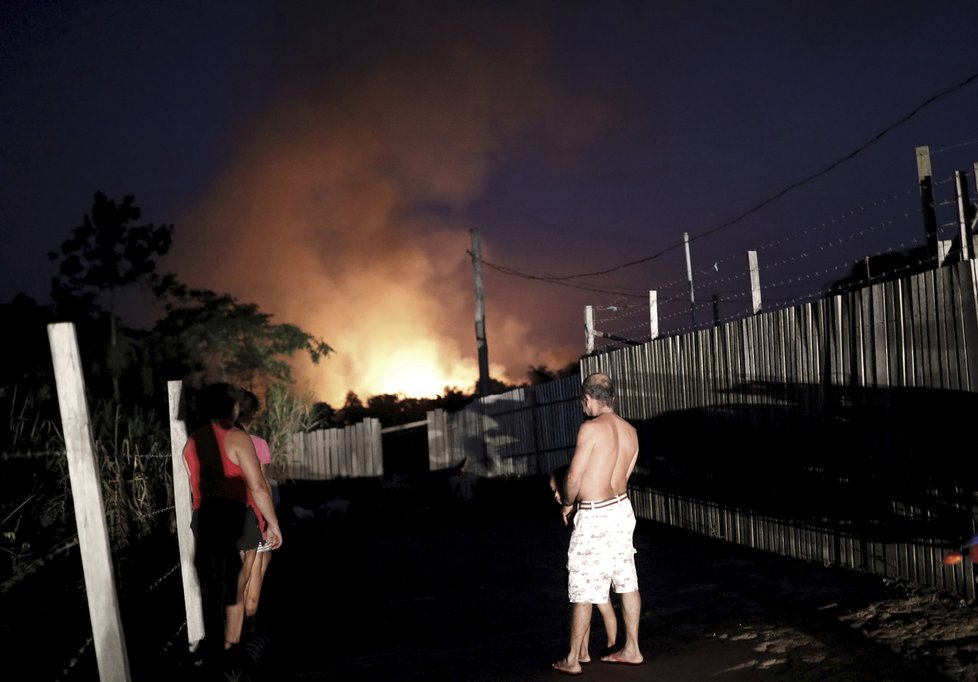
[585,305,595,354]
[168,380,204,649]
[649,290,659,341]
[48,322,131,682]
[470,228,490,396]
[748,250,762,314]
[956,170,973,261]
[973,162,978,237]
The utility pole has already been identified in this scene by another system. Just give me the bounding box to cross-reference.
[470,228,491,397]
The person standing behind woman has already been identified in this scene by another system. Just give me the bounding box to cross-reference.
[236,389,277,634]
[182,383,283,665]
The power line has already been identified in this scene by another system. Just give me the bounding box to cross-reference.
[481,70,978,284]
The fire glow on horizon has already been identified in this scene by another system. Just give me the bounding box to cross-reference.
[165,15,584,404]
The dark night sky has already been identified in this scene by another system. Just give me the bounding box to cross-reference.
[2,1,977,402]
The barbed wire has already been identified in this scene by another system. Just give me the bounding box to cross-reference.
[655,248,939,340]
[583,159,965,337]
[160,619,189,659]
[52,635,94,682]
[933,138,978,154]
[510,175,943,310]
[702,189,917,275]
[1,449,178,460]
[595,231,925,323]
[484,72,978,286]
[144,562,181,594]
[1,534,79,594]
[591,233,940,344]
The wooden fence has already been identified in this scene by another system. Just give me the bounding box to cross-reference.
[426,260,978,598]
[628,488,977,599]
[578,259,978,598]
[425,375,583,476]
[276,260,978,595]
[278,418,383,480]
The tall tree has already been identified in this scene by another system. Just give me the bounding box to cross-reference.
[151,287,333,392]
[49,192,174,400]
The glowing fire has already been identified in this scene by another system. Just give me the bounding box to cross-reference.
[313,340,478,406]
[361,349,472,398]
[166,22,583,406]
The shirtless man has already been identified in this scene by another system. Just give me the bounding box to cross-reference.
[552,373,643,675]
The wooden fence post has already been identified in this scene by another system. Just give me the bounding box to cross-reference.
[649,290,659,341]
[748,250,762,314]
[167,380,204,650]
[47,322,132,682]
[684,231,696,327]
[427,409,442,471]
[585,305,595,354]
[956,170,973,261]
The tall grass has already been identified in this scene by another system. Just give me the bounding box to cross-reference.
[257,383,323,481]
[1,387,173,590]
[89,400,173,548]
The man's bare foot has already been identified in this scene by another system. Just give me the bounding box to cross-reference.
[601,650,644,665]
[552,659,583,675]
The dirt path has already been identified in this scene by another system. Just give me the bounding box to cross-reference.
[233,481,974,681]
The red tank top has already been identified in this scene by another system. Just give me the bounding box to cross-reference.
[184,421,267,533]
[184,421,249,508]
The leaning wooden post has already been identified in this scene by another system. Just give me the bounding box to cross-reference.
[167,380,204,650]
[955,170,973,261]
[748,250,762,314]
[47,322,131,682]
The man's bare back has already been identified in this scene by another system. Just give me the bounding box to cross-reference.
[563,389,639,506]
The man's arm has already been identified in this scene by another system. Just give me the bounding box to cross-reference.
[562,422,596,525]
[228,431,283,549]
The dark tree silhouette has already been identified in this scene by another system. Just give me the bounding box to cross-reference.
[526,361,580,385]
[150,288,333,392]
[48,192,174,400]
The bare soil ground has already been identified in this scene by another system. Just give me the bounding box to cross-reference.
[240,478,978,681]
[14,476,978,681]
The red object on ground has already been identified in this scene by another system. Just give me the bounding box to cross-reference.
[943,551,964,566]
